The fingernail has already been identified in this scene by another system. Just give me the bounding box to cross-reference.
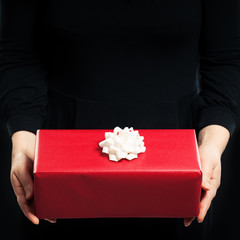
[32,217,39,225]
[26,192,31,200]
[44,219,57,223]
[25,189,33,200]
[198,219,203,223]
[184,218,195,227]
[202,182,210,190]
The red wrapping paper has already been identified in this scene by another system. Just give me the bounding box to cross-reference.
[33,129,202,219]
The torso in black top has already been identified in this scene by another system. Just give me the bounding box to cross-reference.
[36,0,201,103]
[0,0,240,136]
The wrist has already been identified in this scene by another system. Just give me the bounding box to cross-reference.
[11,131,36,160]
[198,125,230,155]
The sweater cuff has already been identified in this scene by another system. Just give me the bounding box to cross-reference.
[197,107,237,136]
[6,115,44,138]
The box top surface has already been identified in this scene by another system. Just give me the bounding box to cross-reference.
[34,129,201,174]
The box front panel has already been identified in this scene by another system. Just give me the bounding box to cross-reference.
[34,171,201,219]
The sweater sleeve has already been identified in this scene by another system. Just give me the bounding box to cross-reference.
[0,0,48,138]
[197,0,240,136]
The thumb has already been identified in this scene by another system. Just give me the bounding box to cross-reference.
[11,152,34,200]
[21,170,34,200]
[201,160,212,190]
[17,159,34,200]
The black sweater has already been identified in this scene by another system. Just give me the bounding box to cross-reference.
[0,0,240,137]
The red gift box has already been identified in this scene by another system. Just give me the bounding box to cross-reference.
[33,129,202,219]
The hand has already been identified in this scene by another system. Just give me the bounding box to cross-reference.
[10,131,56,224]
[184,125,230,227]
[197,143,221,222]
[184,144,221,227]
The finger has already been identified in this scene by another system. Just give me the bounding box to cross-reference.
[198,161,221,223]
[18,163,34,200]
[11,153,34,200]
[197,188,216,223]
[17,195,39,225]
[200,160,212,190]
[212,161,221,189]
[12,169,34,200]
[11,173,39,225]
[44,219,57,223]
[21,173,34,200]
[10,171,25,198]
[184,217,195,227]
